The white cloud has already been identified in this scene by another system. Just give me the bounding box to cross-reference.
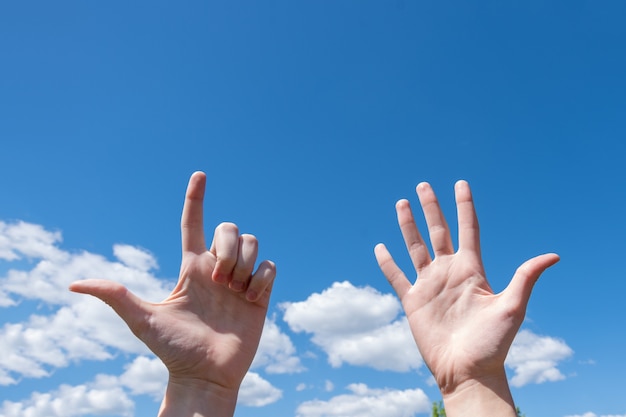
[506,329,573,387]
[0,375,134,417]
[0,219,290,412]
[324,380,334,392]
[282,281,401,334]
[252,317,304,374]
[282,281,421,372]
[295,383,430,417]
[0,221,67,263]
[119,356,168,399]
[113,244,158,272]
[239,372,282,407]
[0,221,176,385]
[0,289,16,308]
[0,220,577,413]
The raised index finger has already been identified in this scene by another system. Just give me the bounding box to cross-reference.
[181,171,207,254]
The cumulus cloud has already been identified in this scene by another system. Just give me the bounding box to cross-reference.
[0,220,288,411]
[252,317,304,374]
[0,374,135,417]
[0,221,67,263]
[0,220,578,414]
[239,372,283,407]
[282,281,421,372]
[113,244,158,272]
[0,223,170,386]
[506,329,574,387]
[295,383,430,417]
[118,356,168,399]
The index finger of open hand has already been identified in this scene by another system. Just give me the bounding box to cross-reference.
[181,171,207,254]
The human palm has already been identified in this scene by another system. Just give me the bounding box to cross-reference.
[375,181,559,393]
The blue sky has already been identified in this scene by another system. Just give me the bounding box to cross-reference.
[1,1,625,416]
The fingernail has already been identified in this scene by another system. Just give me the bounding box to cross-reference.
[214,273,228,284]
[246,289,258,301]
[230,281,245,292]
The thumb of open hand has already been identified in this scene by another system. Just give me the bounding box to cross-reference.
[504,253,560,313]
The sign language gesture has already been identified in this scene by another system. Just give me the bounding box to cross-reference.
[70,172,276,417]
[375,181,559,416]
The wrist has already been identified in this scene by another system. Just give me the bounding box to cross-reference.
[158,376,239,417]
[440,370,517,417]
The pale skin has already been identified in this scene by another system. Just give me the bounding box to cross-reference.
[69,171,276,417]
[375,180,559,417]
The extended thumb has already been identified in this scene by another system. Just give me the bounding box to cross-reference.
[505,253,560,308]
[69,279,147,334]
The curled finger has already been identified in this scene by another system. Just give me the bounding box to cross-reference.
[230,234,258,292]
[210,222,240,284]
[246,260,276,303]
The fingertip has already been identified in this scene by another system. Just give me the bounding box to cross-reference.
[246,260,276,302]
[212,269,229,284]
[454,180,474,203]
[454,179,470,191]
[186,171,207,199]
[68,279,92,294]
[264,260,277,275]
[395,199,410,210]
[190,171,206,180]
[543,252,561,267]
[245,289,258,302]
[416,181,430,189]
[374,243,387,256]
[416,182,438,203]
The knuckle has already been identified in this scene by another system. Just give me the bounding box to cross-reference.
[240,234,259,248]
[216,222,239,234]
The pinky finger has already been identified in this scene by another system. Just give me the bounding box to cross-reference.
[246,260,276,303]
[374,243,412,300]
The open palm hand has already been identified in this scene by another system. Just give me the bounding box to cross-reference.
[375,181,558,394]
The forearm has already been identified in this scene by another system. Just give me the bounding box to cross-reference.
[158,377,239,417]
[441,370,517,417]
